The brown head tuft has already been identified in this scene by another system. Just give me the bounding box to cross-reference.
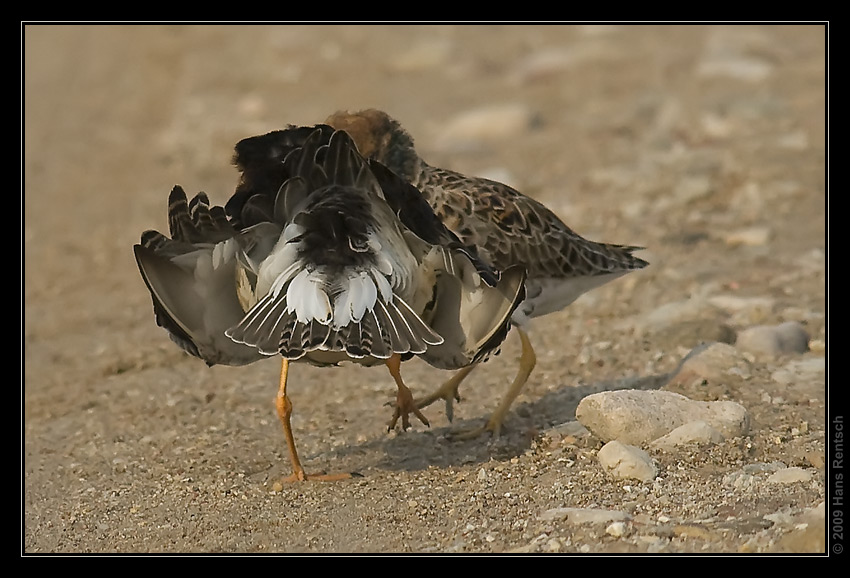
[324,109,420,179]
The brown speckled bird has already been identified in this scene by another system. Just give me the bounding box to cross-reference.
[134,128,525,481]
[324,109,649,438]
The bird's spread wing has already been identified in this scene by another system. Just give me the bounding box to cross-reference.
[134,186,267,366]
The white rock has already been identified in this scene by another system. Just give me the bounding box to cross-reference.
[576,388,750,445]
[650,420,725,450]
[597,440,657,482]
[767,467,813,484]
[736,321,810,356]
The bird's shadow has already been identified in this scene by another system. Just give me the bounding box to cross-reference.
[321,370,674,476]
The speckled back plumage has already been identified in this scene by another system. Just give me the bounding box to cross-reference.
[325,109,648,324]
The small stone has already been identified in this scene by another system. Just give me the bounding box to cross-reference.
[597,440,657,482]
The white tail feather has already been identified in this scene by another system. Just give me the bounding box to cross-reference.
[286,269,332,324]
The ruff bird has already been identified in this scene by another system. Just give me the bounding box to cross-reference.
[324,109,649,438]
[135,129,525,481]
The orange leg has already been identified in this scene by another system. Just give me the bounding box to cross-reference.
[386,353,430,431]
[275,358,351,482]
[451,326,536,439]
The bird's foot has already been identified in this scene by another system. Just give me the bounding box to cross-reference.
[414,382,461,422]
[388,385,430,431]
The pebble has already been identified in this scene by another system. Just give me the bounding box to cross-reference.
[735,321,810,356]
[576,389,751,445]
[597,440,657,482]
[650,420,725,450]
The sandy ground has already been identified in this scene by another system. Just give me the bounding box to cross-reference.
[24,24,827,554]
